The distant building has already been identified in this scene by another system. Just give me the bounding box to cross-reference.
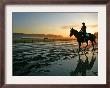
[44,37,48,40]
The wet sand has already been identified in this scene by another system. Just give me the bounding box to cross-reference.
[13,41,98,76]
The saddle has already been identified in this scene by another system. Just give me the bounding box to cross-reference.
[86,33,89,37]
[80,32,89,41]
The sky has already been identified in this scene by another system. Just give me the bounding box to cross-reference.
[12,12,98,37]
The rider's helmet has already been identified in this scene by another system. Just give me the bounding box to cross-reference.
[82,22,85,25]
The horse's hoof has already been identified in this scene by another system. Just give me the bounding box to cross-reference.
[92,49,95,52]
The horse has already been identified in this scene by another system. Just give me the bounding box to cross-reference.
[70,28,96,52]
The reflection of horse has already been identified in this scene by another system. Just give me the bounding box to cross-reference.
[70,28,96,52]
[70,53,96,76]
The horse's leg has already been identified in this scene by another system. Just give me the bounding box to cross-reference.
[93,40,96,51]
[92,41,95,51]
[84,40,88,52]
[94,40,96,44]
[78,42,81,53]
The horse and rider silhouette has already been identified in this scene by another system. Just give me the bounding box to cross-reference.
[70,22,96,52]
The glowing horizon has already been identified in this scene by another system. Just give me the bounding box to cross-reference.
[13,12,98,37]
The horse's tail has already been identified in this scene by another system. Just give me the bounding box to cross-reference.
[93,34,97,44]
[94,34,96,39]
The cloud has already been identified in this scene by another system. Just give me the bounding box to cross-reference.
[62,24,98,30]
[87,24,98,28]
[61,24,81,30]
[62,25,69,29]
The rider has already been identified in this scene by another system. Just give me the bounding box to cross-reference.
[80,22,87,40]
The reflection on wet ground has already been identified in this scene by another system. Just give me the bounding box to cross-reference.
[13,41,98,76]
[70,52,97,76]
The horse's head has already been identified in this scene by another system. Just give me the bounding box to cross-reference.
[70,27,77,37]
[70,28,74,37]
